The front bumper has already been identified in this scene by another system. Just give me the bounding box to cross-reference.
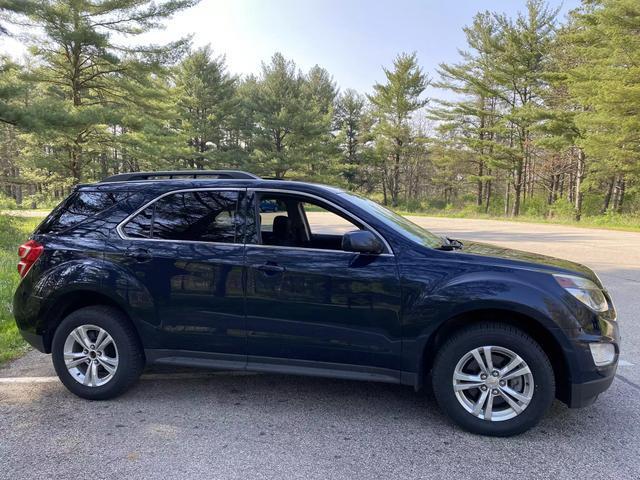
[563,311,619,408]
[569,371,616,408]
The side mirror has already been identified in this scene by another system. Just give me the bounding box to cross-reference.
[342,230,384,255]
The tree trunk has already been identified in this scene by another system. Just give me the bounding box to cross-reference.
[70,145,82,183]
[601,176,615,214]
[618,178,626,212]
[548,174,556,205]
[477,160,484,206]
[484,178,492,213]
[614,175,625,213]
[504,177,511,216]
[29,184,36,209]
[511,160,523,217]
[382,176,388,206]
[391,148,401,207]
[574,149,585,221]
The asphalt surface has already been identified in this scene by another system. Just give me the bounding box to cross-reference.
[2,216,639,480]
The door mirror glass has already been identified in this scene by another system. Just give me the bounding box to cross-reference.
[342,230,384,254]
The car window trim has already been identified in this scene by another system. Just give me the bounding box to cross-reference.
[248,188,394,255]
[117,186,395,255]
[116,187,245,246]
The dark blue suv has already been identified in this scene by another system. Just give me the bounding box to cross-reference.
[13,170,619,436]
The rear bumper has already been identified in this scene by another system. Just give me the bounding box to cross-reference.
[19,329,47,353]
[14,281,50,353]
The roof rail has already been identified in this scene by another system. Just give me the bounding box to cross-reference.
[100,170,260,183]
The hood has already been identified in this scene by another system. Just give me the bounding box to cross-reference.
[456,240,600,284]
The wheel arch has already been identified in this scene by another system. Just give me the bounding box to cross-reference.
[40,289,136,353]
[416,308,571,403]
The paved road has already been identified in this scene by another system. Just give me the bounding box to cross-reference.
[2,217,639,479]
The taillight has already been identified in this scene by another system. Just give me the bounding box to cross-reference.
[17,239,44,278]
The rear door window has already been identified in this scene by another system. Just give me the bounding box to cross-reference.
[121,190,243,243]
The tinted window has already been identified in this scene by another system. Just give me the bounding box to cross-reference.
[121,204,153,238]
[250,193,367,251]
[339,192,442,248]
[38,191,128,234]
[301,202,360,236]
[258,199,288,233]
[123,190,242,243]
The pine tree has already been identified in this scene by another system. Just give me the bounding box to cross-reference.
[300,65,338,181]
[176,46,238,169]
[2,0,195,182]
[491,0,559,216]
[430,12,503,211]
[565,0,640,214]
[368,52,429,206]
[335,89,366,188]
[243,53,336,180]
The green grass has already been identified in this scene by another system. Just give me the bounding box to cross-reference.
[0,214,42,365]
[396,209,640,232]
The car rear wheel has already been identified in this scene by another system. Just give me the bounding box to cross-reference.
[431,322,555,436]
[52,306,144,400]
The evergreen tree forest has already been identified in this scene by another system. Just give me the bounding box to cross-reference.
[1,0,639,225]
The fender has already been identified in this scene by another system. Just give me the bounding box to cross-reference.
[32,258,157,345]
[400,271,581,376]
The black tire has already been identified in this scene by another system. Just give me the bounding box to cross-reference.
[431,322,555,437]
[51,306,145,400]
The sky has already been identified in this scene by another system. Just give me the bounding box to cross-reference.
[1,0,582,96]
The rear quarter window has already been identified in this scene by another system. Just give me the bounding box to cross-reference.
[37,191,130,235]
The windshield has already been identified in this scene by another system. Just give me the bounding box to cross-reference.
[339,192,444,249]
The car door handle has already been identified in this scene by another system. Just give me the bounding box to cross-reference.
[253,263,286,274]
[126,248,152,263]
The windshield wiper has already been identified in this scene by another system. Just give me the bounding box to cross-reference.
[437,237,464,251]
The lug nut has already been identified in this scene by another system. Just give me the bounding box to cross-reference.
[480,374,487,380]
[93,359,99,365]
[85,359,91,364]
[492,389,499,395]
[492,370,499,377]
[90,344,95,350]
[499,380,506,387]
[480,385,488,391]
[83,349,88,354]
[97,351,102,356]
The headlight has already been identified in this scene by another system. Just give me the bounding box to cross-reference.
[553,274,608,312]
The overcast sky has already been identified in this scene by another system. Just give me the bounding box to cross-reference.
[1,0,582,96]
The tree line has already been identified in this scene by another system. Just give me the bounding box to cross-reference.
[0,0,638,221]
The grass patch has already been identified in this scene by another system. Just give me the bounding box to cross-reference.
[0,214,42,365]
[396,209,640,232]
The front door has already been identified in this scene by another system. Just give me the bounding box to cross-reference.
[243,190,402,379]
[112,188,247,357]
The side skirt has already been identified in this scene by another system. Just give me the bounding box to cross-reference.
[145,349,408,385]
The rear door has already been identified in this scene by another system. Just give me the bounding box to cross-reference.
[243,190,402,379]
[112,188,247,358]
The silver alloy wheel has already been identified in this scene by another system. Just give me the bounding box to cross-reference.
[453,345,534,422]
[63,324,119,387]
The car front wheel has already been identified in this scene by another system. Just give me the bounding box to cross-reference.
[431,322,555,436]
